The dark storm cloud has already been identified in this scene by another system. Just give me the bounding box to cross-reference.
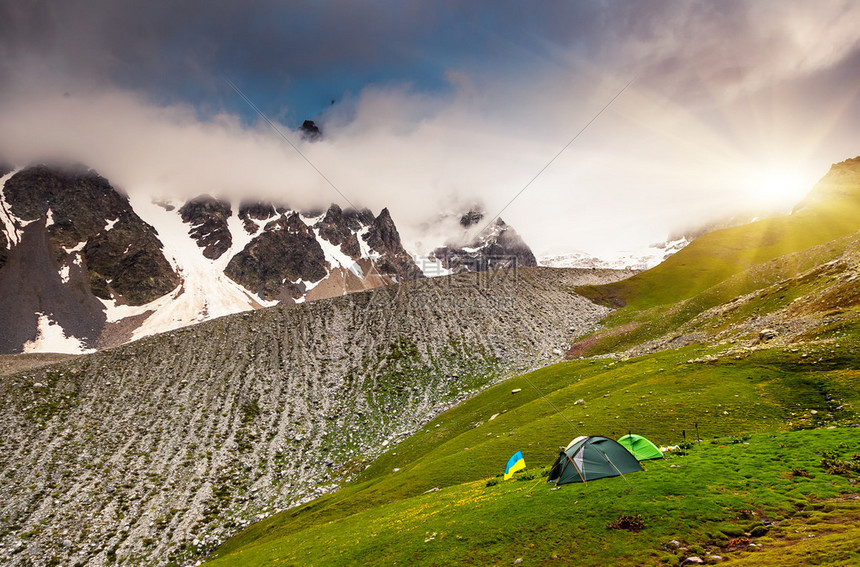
[3,0,856,114]
[1,1,464,114]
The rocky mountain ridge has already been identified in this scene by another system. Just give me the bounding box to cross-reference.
[0,164,543,355]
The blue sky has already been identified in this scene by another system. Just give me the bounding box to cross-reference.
[1,1,859,257]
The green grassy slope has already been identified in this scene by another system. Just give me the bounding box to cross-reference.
[578,204,860,311]
[205,342,860,566]
[572,233,860,356]
[211,428,860,566]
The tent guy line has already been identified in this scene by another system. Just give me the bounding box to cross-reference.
[225,77,360,212]
[518,374,634,487]
[520,374,585,438]
[477,74,638,240]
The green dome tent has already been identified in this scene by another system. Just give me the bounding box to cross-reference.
[547,436,643,485]
[617,433,663,461]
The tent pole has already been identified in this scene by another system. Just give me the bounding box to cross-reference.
[566,454,586,484]
[682,429,688,463]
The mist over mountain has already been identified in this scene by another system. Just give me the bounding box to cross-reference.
[430,208,537,273]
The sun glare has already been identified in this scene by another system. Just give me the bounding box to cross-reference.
[749,166,809,205]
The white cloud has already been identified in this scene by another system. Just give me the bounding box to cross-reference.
[1,1,858,259]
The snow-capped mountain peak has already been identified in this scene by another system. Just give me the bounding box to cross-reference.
[1,164,547,355]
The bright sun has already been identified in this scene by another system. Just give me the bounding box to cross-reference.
[750,167,809,205]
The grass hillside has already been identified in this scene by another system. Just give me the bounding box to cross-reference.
[206,342,860,566]
[205,157,860,566]
[569,232,860,356]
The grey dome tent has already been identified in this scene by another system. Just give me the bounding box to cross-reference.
[547,436,643,485]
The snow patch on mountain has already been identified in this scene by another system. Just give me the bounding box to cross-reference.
[300,212,325,227]
[416,257,453,278]
[539,237,690,270]
[117,193,276,341]
[0,170,24,246]
[62,241,87,254]
[313,227,364,277]
[58,242,86,284]
[22,313,95,354]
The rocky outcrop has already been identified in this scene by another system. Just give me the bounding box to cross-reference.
[179,195,233,259]
[300,120,322,141]
[0,267,629,566]
[4,165,129,254]
[432,210,538,273]
[364,208,425,280]
[315,204,375,259]
[460,209,483,227]
[315,204,353,249]
[82,217,180,305]
[342,207,375,231]
[238,201,277,235]
[225,212,328,300]
[0,230,7,271]
[0,165,179,353]
[2,165,179,303]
